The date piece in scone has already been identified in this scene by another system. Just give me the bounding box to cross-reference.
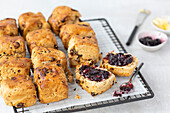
[34,65,68,103]
[18,12,50,38]
[0,35,26,58]
[48,6,81,35]
[1,75,37,108]
[0,18,18,37]
[26,29,58,53]
[59,22,95,49]
[0,57,31,81]
[68,35,100,68]
[31,46,74,83]
[76,62,116,96]
[100,51,139,77]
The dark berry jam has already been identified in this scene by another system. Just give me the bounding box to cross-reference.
[119,82,134,92]
[79,65,110,82]
[104,53,133,66]
[139,36,162,46]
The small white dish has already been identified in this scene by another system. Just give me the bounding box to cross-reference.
[152,16,170,35]
[137,31,168,51]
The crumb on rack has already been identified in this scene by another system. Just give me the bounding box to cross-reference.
[73,88,76,91]
[75,94,81,99]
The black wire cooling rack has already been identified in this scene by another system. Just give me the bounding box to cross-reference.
[13,18,154,113]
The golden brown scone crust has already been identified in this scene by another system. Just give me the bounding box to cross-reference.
[0,18,18,37]
[31,46,67,72]
[0,75,37,108]
[68,35,100,67]
[0,57,31,81]
[31,46,74,83]
[48,6,81,35]
[34,65,68,103]
[0,35,26,58]
[76,62,116,96]
[26,29,58,53]
[100,51,139,77]
[59,22,95,49]
[18,12,50,38]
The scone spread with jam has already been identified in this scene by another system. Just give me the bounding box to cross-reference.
[18,12,50,38]
[100,51,138,77]
[0,35,26,58]
[59,22,95,49]
[34,65,68,103]
[68,35,100,68]
[26,28,58,53]
[76,61,116,96]
[0,18,18,37]
[48,6,81,35]
[1,75,37,108]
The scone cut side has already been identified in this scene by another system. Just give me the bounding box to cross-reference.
[76,61,116,96]
[100,51,139,77]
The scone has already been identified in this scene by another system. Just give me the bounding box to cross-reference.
[1,75,37,108]
[18,12,50,38]
[100,51,139,77]
[0,18,18,36]
[76,61,116,96]
[48,6,81,35]
[68,35,100,67]
[59,22,95,49]
[0,35,26,58]
[31,46,74,83]
[0,57,31,81]
[26,29,58,53]
[34,65,68,103]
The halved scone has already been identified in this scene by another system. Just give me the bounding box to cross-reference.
[100,51,138,77]
[76,61,116,96]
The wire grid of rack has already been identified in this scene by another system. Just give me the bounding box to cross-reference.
[13,18,154,113]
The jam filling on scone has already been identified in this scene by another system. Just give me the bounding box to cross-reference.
[104,53,133,66]
[79,65,110,82]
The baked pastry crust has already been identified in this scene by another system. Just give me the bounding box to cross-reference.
[26,28,58,53]
[68,35,100,67]
[0,18,18,37]
[100,51,139,77]
[18,12,50,38]
[48,6,81,35]
[31,46,74,83]
[34,65,68,103]
[59,22,95,49]
[0,56,31,80]
[0,35,26,58]
[76,61,116,96]
[0,75,37,108]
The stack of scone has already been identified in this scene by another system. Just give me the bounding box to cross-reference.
[0,17,37,108]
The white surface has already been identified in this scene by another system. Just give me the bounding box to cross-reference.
[0,0,170,113]
[137,31,168,51]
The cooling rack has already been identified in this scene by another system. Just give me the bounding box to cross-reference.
[13,18,154,113]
